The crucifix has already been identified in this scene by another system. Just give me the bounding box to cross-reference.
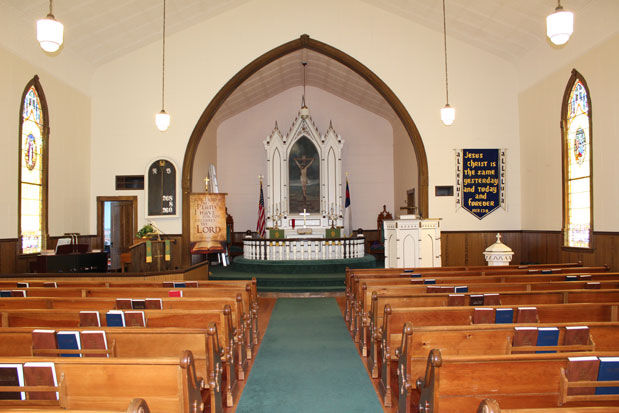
[299,208,310,228]
[204,176,209,192]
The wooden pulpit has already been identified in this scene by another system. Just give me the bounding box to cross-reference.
[127,239,174,272]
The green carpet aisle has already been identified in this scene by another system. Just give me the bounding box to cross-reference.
[236,298,382,412]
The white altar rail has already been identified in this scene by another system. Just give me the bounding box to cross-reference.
[243,237,365,261]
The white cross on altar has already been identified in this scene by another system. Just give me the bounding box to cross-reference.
[299,208,310,227]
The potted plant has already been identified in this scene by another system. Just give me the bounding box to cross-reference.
[136,224,156,239]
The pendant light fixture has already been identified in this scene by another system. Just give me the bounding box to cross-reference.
[546,0,574,46]
[300,61,310,119]
[155,0,171,132]
[37,0,64,53]
[440,0,455,126]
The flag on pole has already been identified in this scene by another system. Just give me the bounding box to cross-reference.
[344,176,352,236]
[256,179,266,238]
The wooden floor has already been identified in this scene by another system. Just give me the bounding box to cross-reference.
[225,294,393,412]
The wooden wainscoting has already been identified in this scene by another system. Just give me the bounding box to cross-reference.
[441,231,618,271]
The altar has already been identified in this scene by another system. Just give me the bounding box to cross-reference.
[244,104,363,261]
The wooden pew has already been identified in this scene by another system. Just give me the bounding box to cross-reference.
[0,398,151,413]
[478,398,619,413]
[411,349,619,413]
[0,326,225,409]
[0,351,205,413]
[389,322,619,408]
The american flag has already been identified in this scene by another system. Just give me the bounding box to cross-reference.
[256,180,266,238]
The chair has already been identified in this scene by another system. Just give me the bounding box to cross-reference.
[368,205,392,260]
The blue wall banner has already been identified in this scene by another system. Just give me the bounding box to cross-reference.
[455,149,506,219]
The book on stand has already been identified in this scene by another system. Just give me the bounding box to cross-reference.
[472,308,494,324]
[145,298,163,310]
[105,310,125,327]
[536,327,559,353]
[173,282,186,288]
[43,281,57,288]
[423,279,436,285]
[81,331,108,358]
[16,282,29,288]
[0,363,25,400]
[469,295,484,306]
[131,299,146,310]
[56,331,81,357]
[454,286,468,293]
[585,282,601,290]
[596,357,619,395]
[513,327,538,347]
[564,326,590,345]
[162,281,174,288]
[185,281,199,288]
[32,329,57,351]
[516,307,538,323]
[447,294,466,307]
[483,293,500,306]
[115,298,132,310]
[566,356,599,396]
[168,290,183,298]
[23,362,58,400]
[11,290,26,297]
[79,311,101,327]
[0,290,12,297]
[124,311,146,327]
[495,308,514,324]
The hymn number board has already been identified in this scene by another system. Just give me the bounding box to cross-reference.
[455,149,506,219]
[147,159,176,217]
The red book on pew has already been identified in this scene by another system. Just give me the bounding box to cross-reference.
[483,293,500,306]
[43,282,57,288]
[145,298,163,310]
[124,311,146,327]
[469,295,484,306]
[564,326,590,345]
[79,311,101,327]
[81,331,108,358]
[23,362,58,400]
[186,281,199,288]
[585,282,601,290]
[426,285,440,293]
[513,327,538,347]
[16,282,29,288]
[447,294,466,307]
[11,290,26,297]
[32,329,57,351]
[131,299,146,310]
[162,281,174,288]
[516,307,538,323]
[472,308,494,324]
[566,356,599,395]
[168,290,183,298]
[115,298,132,310]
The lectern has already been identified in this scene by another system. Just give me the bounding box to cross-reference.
[383,216,441,268]
[127,240,173,272]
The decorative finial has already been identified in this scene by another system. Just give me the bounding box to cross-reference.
[496,233,502,243]
[204,176,209,192]
[258,174,263,182]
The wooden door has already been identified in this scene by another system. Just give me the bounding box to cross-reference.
[109,201,135,270]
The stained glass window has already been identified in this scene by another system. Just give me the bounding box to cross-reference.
[563,72,592,248]
[19,78,47,254]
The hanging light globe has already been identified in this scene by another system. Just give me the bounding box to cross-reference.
[155,110,170,132]
[37,13,64,53]
[547,2,574,46]
[440,104,455,126]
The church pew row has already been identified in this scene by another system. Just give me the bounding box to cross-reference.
[3,285,258,351]
[477,399,619,413]
[0,326,227,409]
[374,302,619,408]
[350,278,619,343]
[0,307,241,407]
[356,286,619,355]
[346,272,619,327]
[409,350,619,413]
[386,322,619,409]
[0,398,152,413]
[0,351,206,413]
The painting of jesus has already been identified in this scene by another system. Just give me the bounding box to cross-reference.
[288,136,320,213]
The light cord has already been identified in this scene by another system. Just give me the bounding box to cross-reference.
[442,0,449,105]
[161,0,166,111]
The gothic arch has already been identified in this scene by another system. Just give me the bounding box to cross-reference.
[181,34,429,263]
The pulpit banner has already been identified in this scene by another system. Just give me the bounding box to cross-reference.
[455,149,506,219]
[190,193,227,253]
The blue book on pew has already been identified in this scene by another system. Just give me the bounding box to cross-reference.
[423,279,436,285]
[536,327,559,353]
[565,275,578,281]
[596,357,619,395]
[0,290,11,297]
[402,269,414,273]
[541,269,553,274]
[105,310,125,327]
[56,331,81,357]
[173,282,186,288]
[455,286,468,293]
[409,273,422,278]
[495,308,514,324]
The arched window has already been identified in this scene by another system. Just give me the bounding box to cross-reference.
[18,76,48,254]
[561,69,593,249]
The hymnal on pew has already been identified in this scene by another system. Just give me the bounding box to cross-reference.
[131,299,146,310]
[495,308,513,324]
[536,327,559,353]
[447,294,465,306]
[115,298,132,310]
[567,356,599,395]
[454,286,468,293]
[43,282,57,288]
[145,298,163,309]
[0,290,10,297]
[56,331,81,357]
[79,311,101,327]
[596,357,619,395]
[516,307,538,323]
[173,282,186,288]
[483,293,500,305]
[513,327,537,347]
[469,295,484,306]
[168,290,183,297]
[81,331,108,357]
[11,290,26,297]
[423,279,436,285]
[472,308,494,324]
[0,363,25,400]
[124,311,146,327]
[106,310,125,327]
[16,282,29,288]
[32,329,57,350]
[564,326,590,345]
[23,362,58,400]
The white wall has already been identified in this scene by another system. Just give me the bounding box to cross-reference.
[520,34,619,232]
[204,86,395,231]
[90,0,521,235]
[0,45,91,239]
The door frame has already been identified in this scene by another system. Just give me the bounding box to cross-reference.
[96,196,138,251]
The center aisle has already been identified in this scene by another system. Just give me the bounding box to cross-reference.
[236,298,382,412]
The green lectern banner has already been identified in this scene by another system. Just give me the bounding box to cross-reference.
[325,228,341,239]
[269,229,285,239]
